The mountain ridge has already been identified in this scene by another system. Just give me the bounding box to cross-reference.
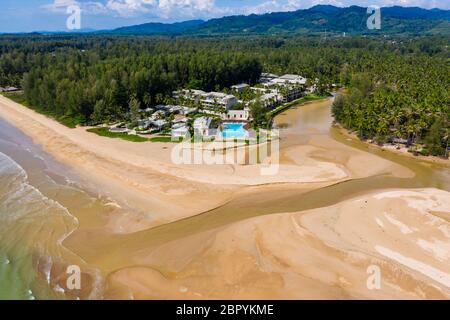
[106,5,450,36]
[4,5,448,36]
[111,20,205,35]
[194,5,449,35]
[105,5,450,35]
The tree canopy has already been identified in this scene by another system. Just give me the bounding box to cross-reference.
[0,34,448,156]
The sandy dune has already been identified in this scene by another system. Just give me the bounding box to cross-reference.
[105,188,450,299]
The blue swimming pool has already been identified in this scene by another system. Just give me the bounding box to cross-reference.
[220,123,248,139]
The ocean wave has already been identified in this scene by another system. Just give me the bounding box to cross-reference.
[0,151,86,298]
[0,151,107,299]
[0,151,79,231]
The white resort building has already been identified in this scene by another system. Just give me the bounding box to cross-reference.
[174,89,238,110]
[171,123,189,138]
[270,74,307,86]
[223,109,250,122]
[261,74,307,102]
[260,73,279,84]
[200,92,238,110]
[259,92,282,108]
[193,117,215,136]
[231,83,249,93]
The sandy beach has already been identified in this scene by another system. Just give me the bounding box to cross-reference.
[0,95,411,228]
[105,188,450,299]
[1,94,449,300]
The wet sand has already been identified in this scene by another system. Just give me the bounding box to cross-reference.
[0,94,449,299]
[0,95,410,228]
[105,188,449,299]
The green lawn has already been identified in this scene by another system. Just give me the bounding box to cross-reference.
[87,127,149,142]
[150,135,186,143]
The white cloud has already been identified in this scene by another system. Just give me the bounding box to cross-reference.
[149,0,218,19]
[105,0,154,17]
[44,0,78,11]
[44,0,107,14]
[42,0,450,20]
[238,0,344,14]
[247,0,450,12]
[44,0,223,18]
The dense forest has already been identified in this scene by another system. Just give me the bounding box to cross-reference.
[0,34,448,156]
[332,59,449,157]
[331,40,449,157]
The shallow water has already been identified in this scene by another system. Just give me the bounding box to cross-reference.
[0,119,115,299]
[0,97,448,299]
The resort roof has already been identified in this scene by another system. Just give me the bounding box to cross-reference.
[194,117,212,128]
[232,83,249,89]
[261,73,279,78]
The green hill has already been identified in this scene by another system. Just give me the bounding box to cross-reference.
[110,5,450,36]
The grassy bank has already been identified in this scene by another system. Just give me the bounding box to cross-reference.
[150,136,182,143]
[1,92,80,128]
[267,93,331,119]
[87,127,149,142]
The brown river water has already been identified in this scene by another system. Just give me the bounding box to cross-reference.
[0,97,448,299]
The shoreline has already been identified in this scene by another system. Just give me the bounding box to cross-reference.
[334,124,449,167]
[1,93,449,300]
[0,95,350,185]
[0,94,416,230]
[268,94,331,119]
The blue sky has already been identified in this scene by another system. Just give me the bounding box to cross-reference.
[0,0,448,33]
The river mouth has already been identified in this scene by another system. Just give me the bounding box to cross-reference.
[68,98,449,273]
[0,97,448,299]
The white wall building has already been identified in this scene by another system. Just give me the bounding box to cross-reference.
[271,74,307,86]
[171,123,189,138]
[148,119,167,130]
[231,83,249,93]
[173,89,206,100]
[260,73,279,84]
[199,92,238,110]
[174,89,238,110]
[262,74,307,102]
[193,117,213,136]
[223,109,250,121]
[259,92,282,108]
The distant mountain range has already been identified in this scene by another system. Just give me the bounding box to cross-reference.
[108,5,450,36]
[111,20,204,35]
